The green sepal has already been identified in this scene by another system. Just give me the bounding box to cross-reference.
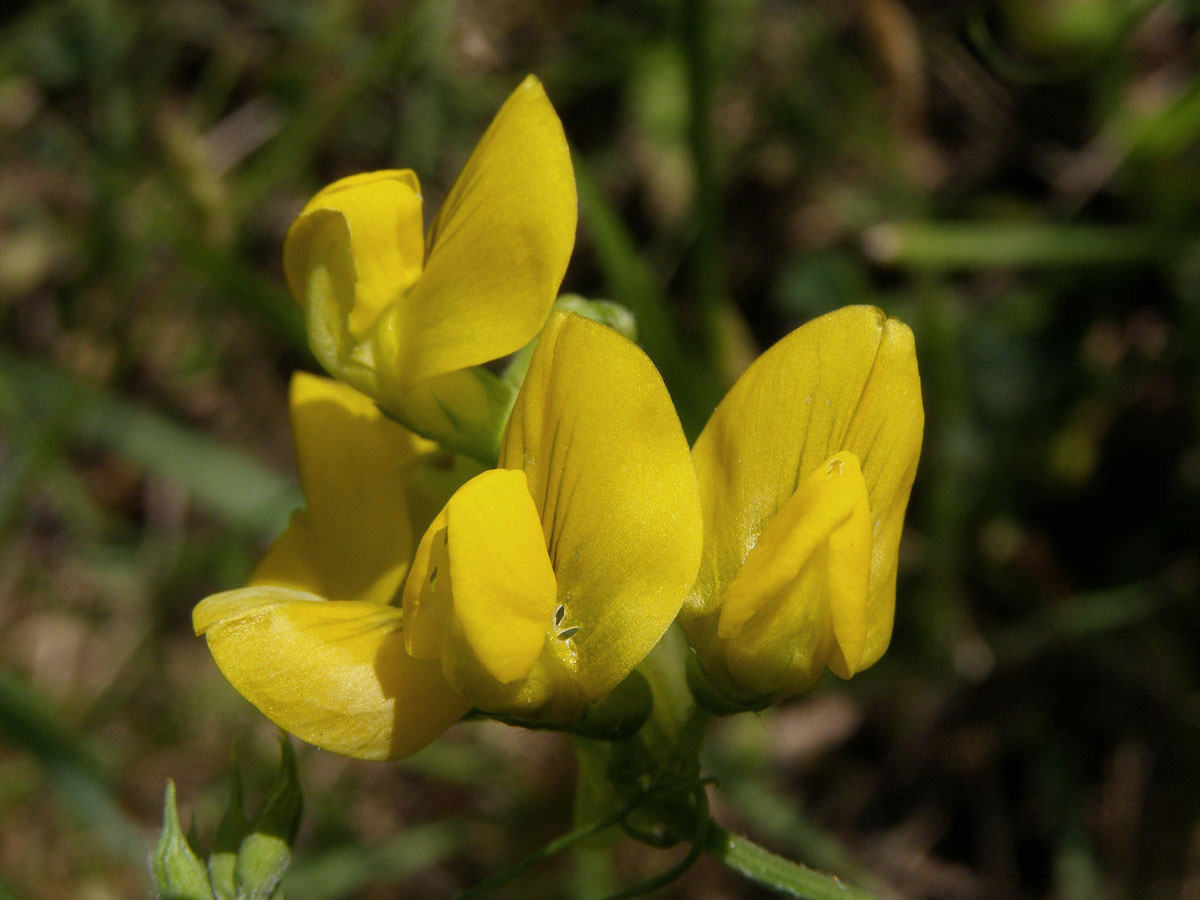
[477,668,652,742]
[208,760,248,900]
[150,780,214,900]
[234,738,303,900]
[570,734,707,850]
[379,295,638,466]
[684,651,774,716]
[378,366,516,467]
[572,668,653,740]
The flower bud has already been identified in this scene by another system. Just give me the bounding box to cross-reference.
[232,740,303,900]
[150,780,213,900]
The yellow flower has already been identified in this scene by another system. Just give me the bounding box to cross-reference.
[401,312,704,723]
[679,306,923,705]
[193,373,481,760]
[283,75,577,462]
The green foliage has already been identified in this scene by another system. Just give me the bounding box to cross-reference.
[151,742,302,900]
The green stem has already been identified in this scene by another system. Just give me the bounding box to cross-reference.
[594,784,711,900]
[449,809,623,900]
[681,0,726,362]
[450,777,708,900]
[703,823,881,900]
[570,845,615,900]
[863,221,1188,269]
[674,703,712,764]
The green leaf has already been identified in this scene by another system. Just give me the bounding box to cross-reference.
[0,671,145,863]
[704,822,881,900]
[0,350,300,537]
[282,822,463,900]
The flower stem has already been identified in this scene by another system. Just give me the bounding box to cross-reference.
[681,0,728,366]
[448,809,620,900]
[449,777,710,900]
[702,822,882,900]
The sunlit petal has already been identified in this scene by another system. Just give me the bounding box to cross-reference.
[283,170,424,339]
[194,587,469,761]
[403,469,557,687]
[377,76,577,395]
[839,315,923,668]
[718,452,870,642]
[683,306,922,701]
[251,372,480,606]
[688,306,921,617]
[446,470,557,684]
[500,312,703,701]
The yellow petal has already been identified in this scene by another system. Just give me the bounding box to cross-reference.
[824,463,873,676]
[284,209,375,395]
[404,469,557,689]
[697,452,872,699]
[500,312,703,701]
[283,170,424,339]
[684,306,922,699]
[193,587,469,760]
[838,315,923,668]
[717,452,869,641]
[374,75,577,395]
[401,505,451,661]
[717,546,836,699]
[688,306,921,616]
[447,470,557,684]
[252,372,480,605]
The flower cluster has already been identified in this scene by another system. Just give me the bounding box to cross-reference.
[193,76,924,760]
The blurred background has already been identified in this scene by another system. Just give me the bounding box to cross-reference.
[2,0,1199,897]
